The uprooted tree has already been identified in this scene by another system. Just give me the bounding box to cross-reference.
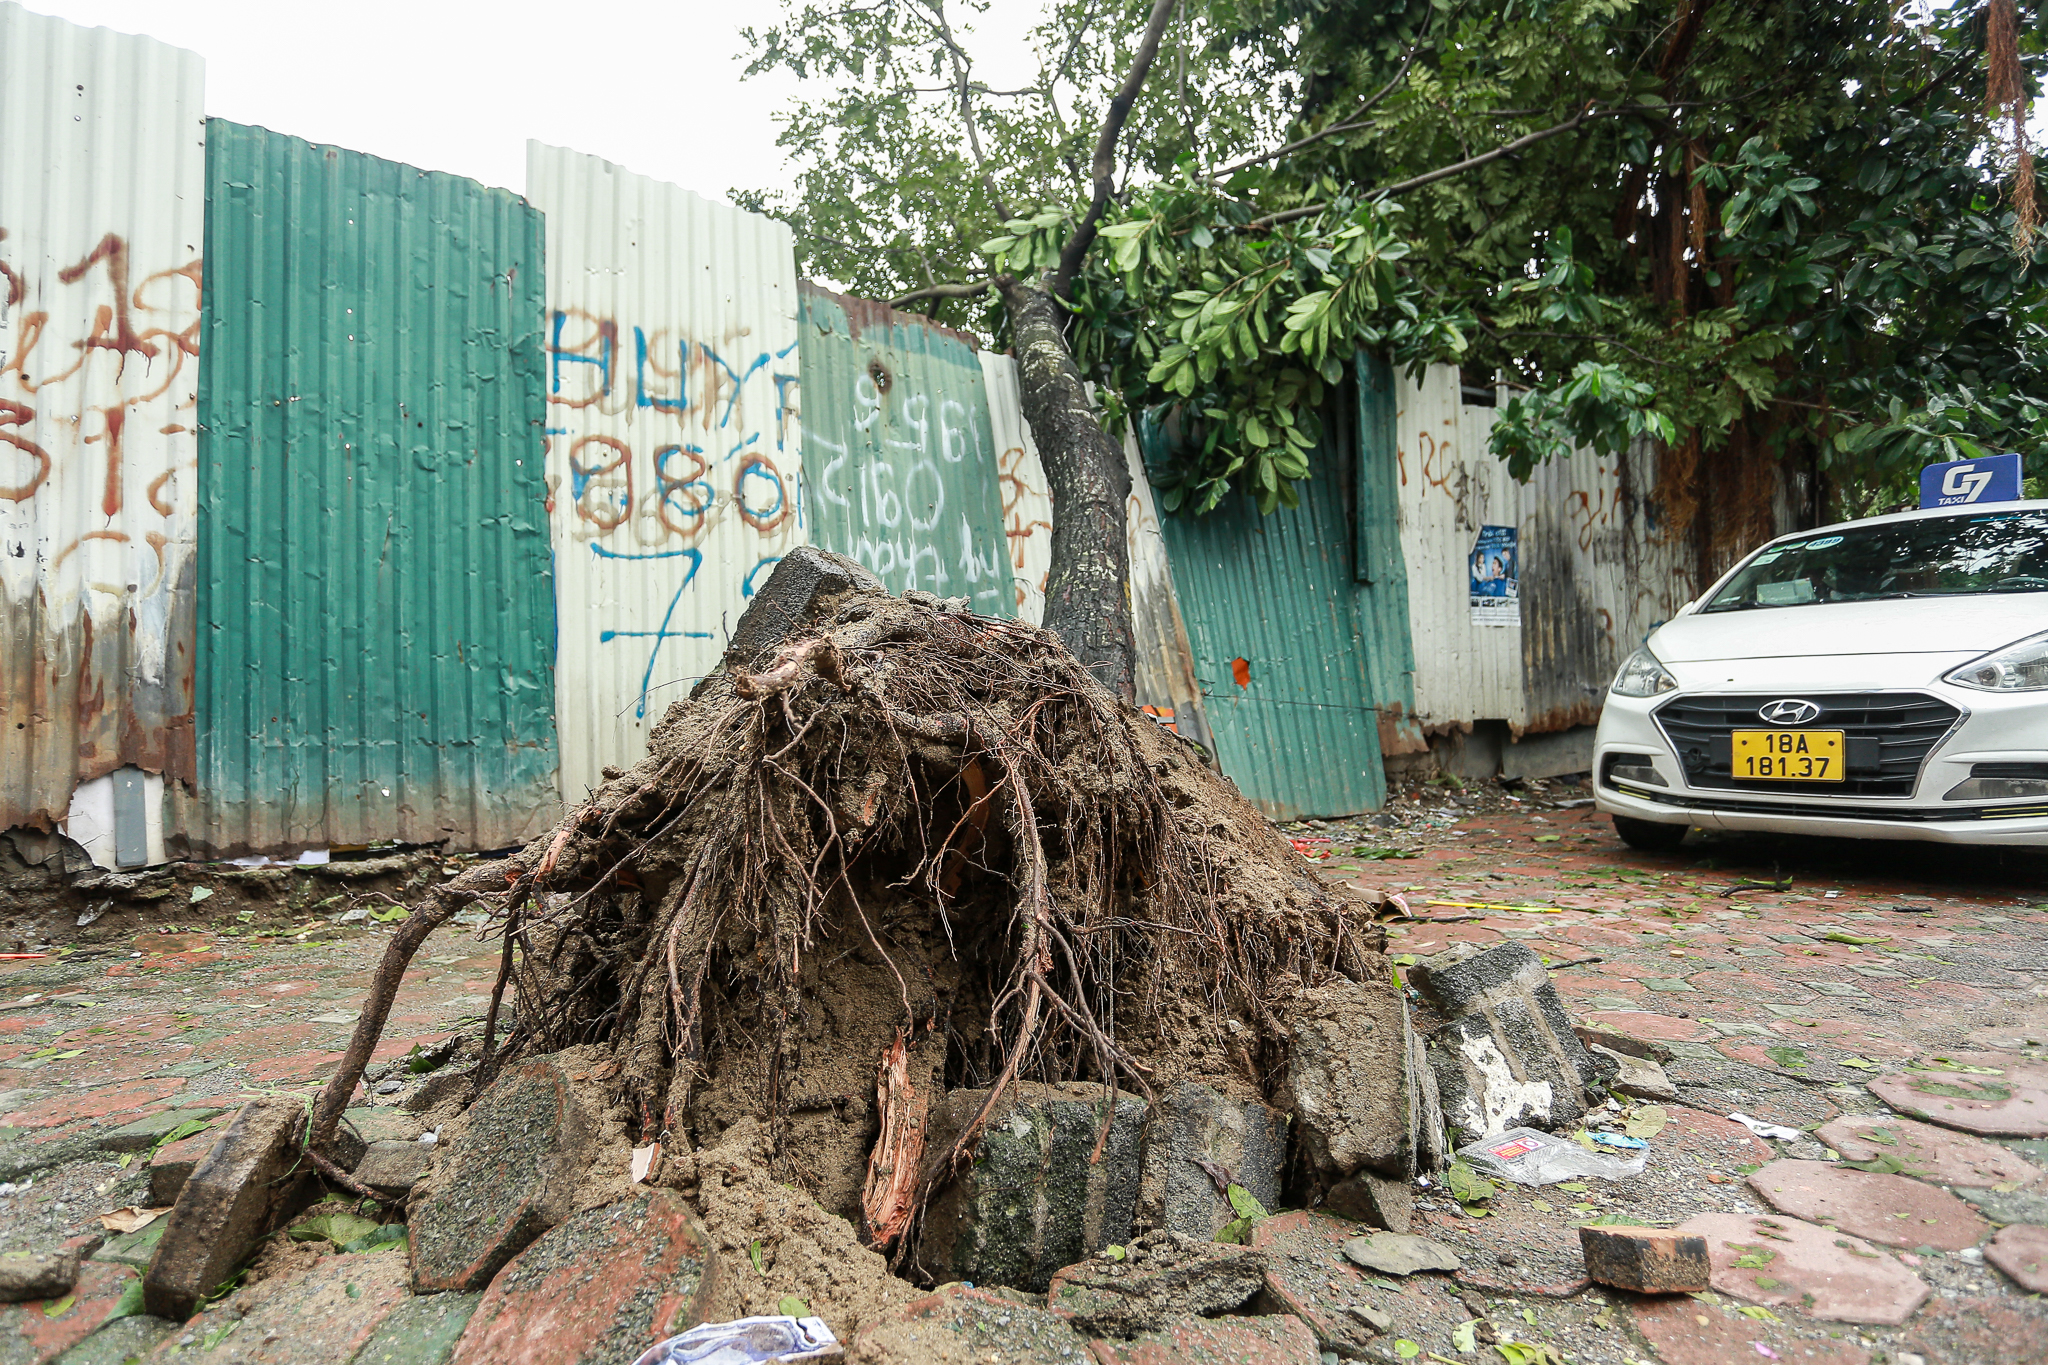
[305,553,1387,1255]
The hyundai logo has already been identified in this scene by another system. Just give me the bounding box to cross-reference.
[1760,699,1822,726]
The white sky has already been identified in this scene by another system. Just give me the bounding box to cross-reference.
[23,0,1045,205]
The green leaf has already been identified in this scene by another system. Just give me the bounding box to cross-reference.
[777,1295,811,1318]
[41,1295,74,1318]
[289,1212,382,1247]
[1823,932,1888,945]
[103,1275,146,1322]
[749,1240,766,1274]
[1623,1106,1669,1139]
[1226,1183,1269,1221]
[1396,1341,1421,1360]
[1446,1158,1495,1205]
[1452,1319,1478,1352]
[340,1224,408,1254]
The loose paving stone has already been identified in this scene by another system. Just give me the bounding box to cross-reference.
[1321,1171,1413,1233]
[0,1251,75,1303]
[1675,1210,1930,1326]
[1046,1233,1264,1336]
[448,1191,717,1365]
[350,1142,431,1199]
[142,1098,310,1320]
[1411,942,1605,1141]
[1132,1083,1287,1241]
[95,1110,222,1156]
[1340,1233,1460,1276]
[90,1223,165,1270]
[1747,1159,1990,1251]
[0,1261,138,1365]
[1245,1210,1387,1357]
[1983,1222,2048,1293]
[850,1284,1093,1364]
[1628,1294,1872,1365]
[1083,1314,1318,1365]
[1816,1112,2044,1188]
[1870,1066,2048,1138]
[160,1250,409,1363]
[407,1056,594,1293]
[48,1313,176,1364]
[1280,980,1420,1181]
[147,1130,221,1208]
[348,1289,481,1365]
[1588,1044,1676,1101]
[1577,1225,1709,1293]
[922,1083,1145,1294]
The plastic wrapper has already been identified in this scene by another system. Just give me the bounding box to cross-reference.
[1455,1126,1647,1185]
[629,1315,841,1365]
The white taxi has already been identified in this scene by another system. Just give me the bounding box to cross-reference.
[1593,502,2048,849]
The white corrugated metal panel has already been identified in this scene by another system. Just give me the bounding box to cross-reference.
[0,3,205,853]
[1395,363,1692,734]
[979,353,1052,622]
[978,353,1210,745]
[527,143,805,801]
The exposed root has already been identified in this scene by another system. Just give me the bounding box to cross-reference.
[307,590,1380,1249]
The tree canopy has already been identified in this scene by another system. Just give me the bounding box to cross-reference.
[740,0,2048,567]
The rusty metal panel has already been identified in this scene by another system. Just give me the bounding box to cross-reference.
[526,143,805,802]
[980,352,1212,750]
[797,284,1012,613]
[1148,408,1390,819]
[185,121,559,856]
[1394,363,1693,736]
[0,5,206,841]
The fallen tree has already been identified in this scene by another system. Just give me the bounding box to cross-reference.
[306,550,1387,1257]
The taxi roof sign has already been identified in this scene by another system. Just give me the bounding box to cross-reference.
[1920,452,2023,509]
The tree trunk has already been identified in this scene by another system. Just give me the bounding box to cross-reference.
[1000,275,1137,700]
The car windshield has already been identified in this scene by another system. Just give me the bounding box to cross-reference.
[1703,509,2048,613]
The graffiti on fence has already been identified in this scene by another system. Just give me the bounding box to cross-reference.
[543,306,804,721]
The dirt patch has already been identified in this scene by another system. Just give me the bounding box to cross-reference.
[671,1119,918,1336]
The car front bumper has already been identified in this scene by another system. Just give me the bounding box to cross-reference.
[1592,678,2048,846]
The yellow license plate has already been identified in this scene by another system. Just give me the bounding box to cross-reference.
[1731,729,1845,782]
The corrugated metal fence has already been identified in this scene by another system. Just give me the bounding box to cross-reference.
[527,143,805,801]
[797,285,1013,613]
[1393,363,1693,740]
[181,121,560,857]
[0,4,206,865]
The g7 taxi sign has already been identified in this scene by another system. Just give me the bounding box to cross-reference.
[1919,451,2023,508]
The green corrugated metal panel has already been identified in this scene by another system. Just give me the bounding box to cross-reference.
[797,284,1014,614]
[182,121,559,857]
[1354,352,1423,755]
[1148,374,1408,819]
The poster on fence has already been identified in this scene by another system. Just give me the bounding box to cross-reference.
[1469,524,1520,627]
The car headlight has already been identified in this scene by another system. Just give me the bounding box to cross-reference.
[1945,629,2048,692]
[1611,647,1678,698]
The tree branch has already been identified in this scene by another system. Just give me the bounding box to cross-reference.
[918,0,1015,222]
[1248,103,1669,230]
[888,279,992,307]
[1053,0,1180,297]
[1210,30,1428,181]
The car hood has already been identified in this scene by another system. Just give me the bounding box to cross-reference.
[1651,594,2048,663]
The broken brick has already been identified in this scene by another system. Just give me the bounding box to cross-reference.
[1578,1224,1710,1294]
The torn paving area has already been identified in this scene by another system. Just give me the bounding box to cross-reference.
[0,797,2038,1363]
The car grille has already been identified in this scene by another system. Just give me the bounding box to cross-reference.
[1653,692,1962,797]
